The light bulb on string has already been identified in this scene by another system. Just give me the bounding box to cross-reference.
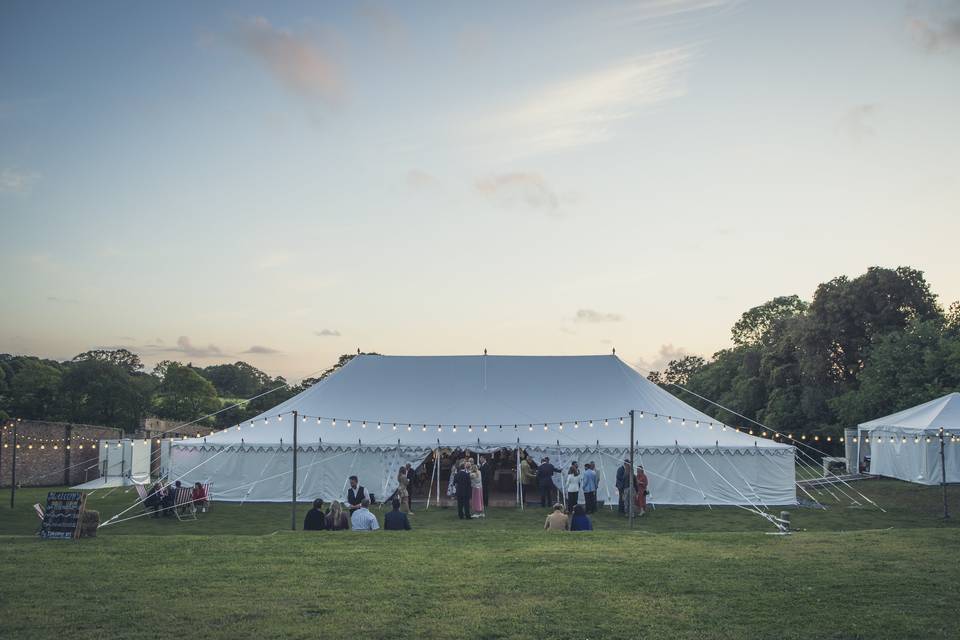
[278,415,282,422]
[362,422,366,429]
[347,420,351,428]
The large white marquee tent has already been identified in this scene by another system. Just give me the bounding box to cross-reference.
[168,355,797,506]
[857,392,960,485]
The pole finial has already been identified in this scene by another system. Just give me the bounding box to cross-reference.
[484,348,487,356]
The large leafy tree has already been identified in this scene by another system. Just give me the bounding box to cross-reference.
[199,361,272,398]
[7,359,63,419]
[801,266,941,386]
[72,348,144,374]
[60,359,154,432]
[155,363,220,422]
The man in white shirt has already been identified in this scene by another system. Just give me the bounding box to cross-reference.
[350,498,380,531]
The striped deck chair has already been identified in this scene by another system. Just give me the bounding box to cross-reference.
[174,486,196,521]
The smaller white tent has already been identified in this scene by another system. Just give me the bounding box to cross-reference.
[72,438,151,489]
[857,392,960,485]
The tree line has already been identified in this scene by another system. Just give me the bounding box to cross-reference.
[1,266,956,439]
[649,266,960,441]
[0,349,365,433]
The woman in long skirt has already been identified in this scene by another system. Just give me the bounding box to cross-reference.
[469,461,484,516]
[634,466,649,515]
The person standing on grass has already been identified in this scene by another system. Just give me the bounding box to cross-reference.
[479,455,493,508]
[537,457,559,507]
[470,459,484,517]
[565,463,581,513]
[634,465,649,516]
[396,468,410,514]
[326,501,350,531]
[581,462,598,514]
[404,462,415,511]
[351,498,379,531]
[544,503,568,531]
[454,461,472,520]
[616,460,633,515]
[569,504,593,531]
[384,498,412,530]
[347,475,367,514]
[520,454,536,505]
[304,499,328,531]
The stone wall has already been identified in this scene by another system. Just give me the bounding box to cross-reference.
[0,420,122,487]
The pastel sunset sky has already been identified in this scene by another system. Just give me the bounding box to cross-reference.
[2,0,958,380]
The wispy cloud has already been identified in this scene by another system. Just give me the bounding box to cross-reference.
[908,6,960,52]
[0,168,40,194]
[406,169,440,189]
[574,309,623,323]
[47,296,80,304]
[634,343,698,373]
[611,0,740,24]
[243,345,280,354]
[469,48,693,157]
[839,103,879,142]
[475,172,560,214]
[315,329,341,337]
[144,336,225,358]
[230,16,343,105]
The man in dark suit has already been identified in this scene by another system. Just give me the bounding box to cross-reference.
[615,460,633,515]
[384,498,412,530]
[453,462,472,519]
[536,457,559,507]
[479,456,493,507]
[347,475,366,514]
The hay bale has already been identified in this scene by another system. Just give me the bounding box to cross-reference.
[79,510,100,538]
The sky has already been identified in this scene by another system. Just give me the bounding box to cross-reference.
[1,0,959,381]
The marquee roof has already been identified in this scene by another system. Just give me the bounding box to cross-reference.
[859,392,960,434]
[182,355,790,451]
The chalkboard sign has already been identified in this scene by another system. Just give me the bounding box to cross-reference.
[39,491,87,540]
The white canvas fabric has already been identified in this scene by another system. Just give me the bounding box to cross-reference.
[169,355,796,505]
[73,439,151,489]
[858,392,960,484]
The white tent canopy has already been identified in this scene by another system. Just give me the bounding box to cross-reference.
[72,438,151,490]
[169,355,796,506]
[857,392,960,484]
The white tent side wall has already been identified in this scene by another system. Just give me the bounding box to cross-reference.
[169,444,796,506]
[861,429,959,485]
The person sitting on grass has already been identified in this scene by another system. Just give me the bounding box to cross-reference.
[569,504,593,531]
[304,498,328,531]
[325,500,350,531]
[384,498,412,531]
[544,503,568,531]
[162,480,181,517]
[351,498,380,531]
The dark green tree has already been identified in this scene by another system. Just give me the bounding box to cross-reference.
[72,348,144,374]
[156,363,220,421]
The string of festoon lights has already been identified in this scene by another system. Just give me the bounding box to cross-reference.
[204,410,959,444]
[1,420,203,450]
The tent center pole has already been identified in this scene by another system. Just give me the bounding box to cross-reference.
[291,410,298,531]
[940,427,949,520]
[629,410,635,528]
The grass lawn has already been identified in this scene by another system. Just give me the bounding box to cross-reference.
[1,479,958,639]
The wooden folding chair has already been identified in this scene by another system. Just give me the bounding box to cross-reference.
[174,486,197,521]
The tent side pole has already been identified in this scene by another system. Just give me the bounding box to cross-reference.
[940,427,949,520]
[629,410,635,528]
[291,410,298,531]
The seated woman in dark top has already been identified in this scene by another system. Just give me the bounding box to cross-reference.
[569,504,593,531]
[303,498,328,530]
